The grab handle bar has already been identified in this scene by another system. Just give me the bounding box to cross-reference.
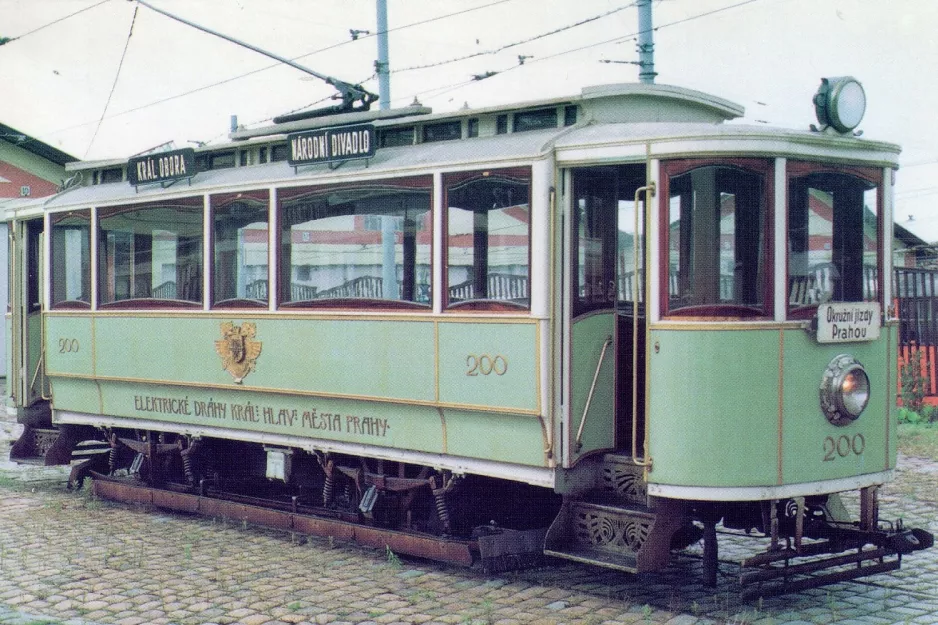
[575,335,613,452]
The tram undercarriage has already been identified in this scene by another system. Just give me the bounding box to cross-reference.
[18,424,929,598]
[58,426,561,572]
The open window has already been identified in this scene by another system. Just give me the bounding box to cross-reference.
[662,159,772,318]
[444,167,531,310]
[278,176,432,309]
[787,163,880,317]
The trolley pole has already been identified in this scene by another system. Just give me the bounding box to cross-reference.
[637,0,657,84]
[377,0,391,110]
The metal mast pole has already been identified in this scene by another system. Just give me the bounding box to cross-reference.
[377,0,391,110]
[637,0,657,84]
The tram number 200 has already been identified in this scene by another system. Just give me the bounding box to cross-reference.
[466,354,508,376]
[58,338,80,353]
[823,433,865,461]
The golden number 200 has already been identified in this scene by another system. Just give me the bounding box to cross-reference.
[466,354,508,376]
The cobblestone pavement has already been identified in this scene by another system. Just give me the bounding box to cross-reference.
[1,415,937,625]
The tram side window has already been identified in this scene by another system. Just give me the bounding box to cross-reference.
[788,166,880,314]
[445,168,531,310]
[665,161,770,317]
[212,190,269,307]
[97,198,203,307]
[51,210,91,309]
[278,176,432,308]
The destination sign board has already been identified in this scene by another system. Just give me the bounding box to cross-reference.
[288,124,375,166]
[817,302,881,343]
[128,148,195,186]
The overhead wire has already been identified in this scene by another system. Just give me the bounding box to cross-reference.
[44,0,765,149]
[85,4,139,158]
[400,0,767,104]
[392,2,638,73]
[0,0,112,45]
[44,0,521,140]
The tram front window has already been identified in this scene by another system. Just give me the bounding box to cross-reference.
[788,165,880,315]
[665,161,770,317]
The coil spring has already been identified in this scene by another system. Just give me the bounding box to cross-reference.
[322,474,335,506]
[181,452,194,484]
[344,483,354,510]
[108,446,118,473]
[434,490,452,534]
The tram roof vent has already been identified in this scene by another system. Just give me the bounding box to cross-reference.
[229,104,433,142]
[579,83,744,124]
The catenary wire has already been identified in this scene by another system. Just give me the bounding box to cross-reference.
[85,5,139,158]
[392,2,638,73]
[45,0,520,140]
[399,0,767,105]
[0,0,112,45]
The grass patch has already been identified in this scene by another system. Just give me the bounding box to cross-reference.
[898,422,938,461]
[0,474,25,490]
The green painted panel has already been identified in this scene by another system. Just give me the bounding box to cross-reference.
[648,329,779,487]
[53,378,547,466]
[51,376,100,416]
[781,327,896,484]
[648,326,897,490]
[438,322,538,411]
[56,380,445,453]
[27,311,45,401]
[45,316,94,376]
[259,319,435,401]
[90,317,220,383]
[443,408,546,466]
[87,317,435,402]
[569,313,616,460]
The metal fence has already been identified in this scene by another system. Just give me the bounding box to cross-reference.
[895,267,938,402]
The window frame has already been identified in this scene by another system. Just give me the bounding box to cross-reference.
[50,209,92,310]
[658,158,775,319]
[96,197,204,310]
[210,190,271,310]
[786,161,883,319]
[276,175,434,311]
[443,166,532,313]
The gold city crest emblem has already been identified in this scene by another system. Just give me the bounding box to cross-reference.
[215,322,262,384]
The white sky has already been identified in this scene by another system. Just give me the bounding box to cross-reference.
[2,0,938,239]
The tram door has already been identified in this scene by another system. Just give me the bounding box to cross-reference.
[9,218,47,412]
[566,165,646,465]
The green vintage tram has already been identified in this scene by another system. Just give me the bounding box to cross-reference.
[6,77,932,597]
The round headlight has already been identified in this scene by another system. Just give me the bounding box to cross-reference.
[820,354,870,426]
[813,76,866,134]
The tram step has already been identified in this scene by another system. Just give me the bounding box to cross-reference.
[543,545,638,573]
[9,427,59,463]
[595,454,648,506]
[544,498,685,573]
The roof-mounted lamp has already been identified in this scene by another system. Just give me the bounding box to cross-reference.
[813,76,866,134]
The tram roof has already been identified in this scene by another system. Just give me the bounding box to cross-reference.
[554,122,901,168]
[29,82,901,214]
[41,126,565,210]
